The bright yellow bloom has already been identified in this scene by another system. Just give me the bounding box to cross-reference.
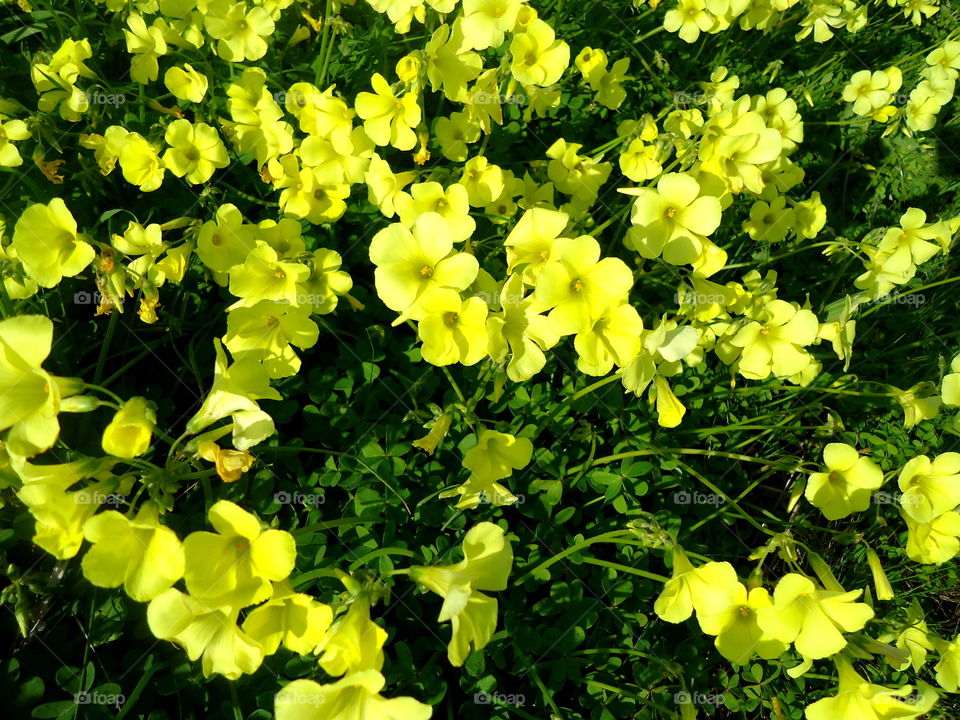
[118,132,166,192]
[316,596,387,676]
[897,453,960,524]
[81,503,184,602]
[242,580,333,655]
[904,510,960,564]
[410,522,513,666]
[12,199,95,288]
[224,300,319,378]
[298,248,353,315]
[203,0,275,61]
[654,548,740,627]
[626,172,723,265]
[574,302,644,376]
[756,573,874,659]
[509,19,570,87]
[805,657,937,720]
[461,0,525,50]
[275,671,432,720]
[162,119,229,184]
[0,315,78,457]
[533,234,634,336]
[163,63,209,103]
[355,73,421,151]
[195,203,258,275]
[697,583,789,664]
[486,273,558,381]
[805,443,884,521]
[396,182,476,243]
[417,288,489,366]
[147,588,264,679]
[0,117,30,167]
[184,340,281,449]
[729,299,819,380]
[101,397,156,458]
[124,13,167,84]
[227,242,310,307]
[369,213,478,321]
[182,500,296,609]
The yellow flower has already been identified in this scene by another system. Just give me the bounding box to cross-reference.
[897,453,960,523]
[224,299,319,378]
[573,302,644,376]
[0,117,30,167]
[369,213,478,321]
[163,63,209,103]
[162,119,229,184]
[458,155,505,206]
[195,203,258,275]
[625,172,723,265]
[729,299,819,380]
[203,0,275,61]
[395,182,476,243]
[12,198,95,288]
[147,589,265,679]
[654,548,740,627]
[805,657,937,720]
[410,522,513,666]
[275,671,432,720]
[355,73,421,151]
[805,443,884,521]
[81,503,184,602]
[227,241,310,307]
[663,0,714,43]
[417,288,489,366]
[316,596,387,676]
[182,499,297,609]
[697,583,789,664]
[903,510,960,565]
[184,340,281,449]
[509,19,570,87]
[118,132,166,192]
[124,14,167,84]
[461,0,525,50]
[532,234,634,336]
[242,580,333,655]
[101,396,156,458]
[197,440,256,482]
[755,573,873,659]
[298,248,353,315]
[486,273,558,381]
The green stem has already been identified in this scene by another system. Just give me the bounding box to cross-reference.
[93,310,120,384]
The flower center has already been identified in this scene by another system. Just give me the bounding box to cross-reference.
[665,206,677,219]
[184,147,200,161]
[211,234,222,246]
[419,265,434,278]
[274,269,286,279]
[570,278,585,293]
[525,53,537,66]
[443,311,459,326]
